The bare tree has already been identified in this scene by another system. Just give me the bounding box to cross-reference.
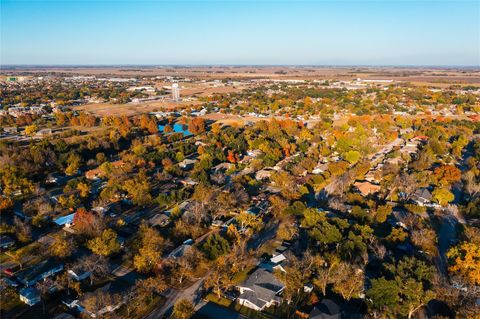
[35,280,51,315]
[463,171,480,199]
[77,254,109,286]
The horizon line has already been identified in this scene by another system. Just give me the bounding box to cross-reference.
[1,64,479,69]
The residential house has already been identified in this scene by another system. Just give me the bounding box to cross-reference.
[247,149,263,158]
[353,181,381,197]
[85,160,124,180]
[68,267,92,281]
[255,168,274,181]
[78,281,129,318]
[54,213,76,228]
[168,239,193,259]
[148,213,170,228]
[260,253,287,273]
[19,287,41,306]
[412,188,433,206]
[178,158,197,170]
[16,258,64,287]
[364,170,381,184]
[36,128,53,137]
[308,299,342,319]
[0,235,15,249]
[3,127,18,134]
[236,268,285,311]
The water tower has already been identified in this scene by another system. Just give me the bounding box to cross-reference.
[172,83,180,101]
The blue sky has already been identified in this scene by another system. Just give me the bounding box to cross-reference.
[1,0,479,66]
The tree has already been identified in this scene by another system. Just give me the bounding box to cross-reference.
[87,228,121,256]
[309,220,342,245]
[331,262,364,301]
[369,257,436,319]
[146,118,158,134]
[201,233,230,260]
[14,216,31,243]
[463,171,480,199]
[312,254,340,296]
[367,278,400,316]
[77,254,109,286]
[172,299,195,319]
[50,235,76,258]
[375,204,392,223]
[434,165,461,186]
[188,117,205,134]
[236,211,261,232]
[344,150,361,164]
[134,223,165,273]
[0,197,13,213]
[82,288,121,319]
[204,256,234,299]
[123,170,152,206]
[77,182,90,198]
[24,124,38,136]
[74,208,104,237]
[35,280,50,315]
[65,153,81,176]
[447,241,480,286]
[386,227,408,244]
[301,207,325,228]
[169,248,201,285]
[128,275,167,315]
[411,228,438,256]
[432,187,455,206]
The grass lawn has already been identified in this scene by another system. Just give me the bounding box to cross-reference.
[231,265,256,285]
[233,303,273,319]
[205,293,233,307]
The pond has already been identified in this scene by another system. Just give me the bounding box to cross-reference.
[158,123,192,136]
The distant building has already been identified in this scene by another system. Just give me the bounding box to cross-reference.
[172,83,180,101]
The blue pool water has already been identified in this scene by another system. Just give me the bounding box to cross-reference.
[158,123,192,136]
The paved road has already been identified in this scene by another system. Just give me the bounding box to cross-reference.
[193,302,248,319]
[248,220,278,250]
[437,214,458,276]
[145,275,207,319]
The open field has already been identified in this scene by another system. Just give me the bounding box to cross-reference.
[2,66,480,86]
[73,99,202,116]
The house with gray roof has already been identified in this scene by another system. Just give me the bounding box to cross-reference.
[236,268,285,311]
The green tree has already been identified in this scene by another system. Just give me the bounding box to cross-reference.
[344,150,361,164]
[367,278,400,316]
[201,233,230,260]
